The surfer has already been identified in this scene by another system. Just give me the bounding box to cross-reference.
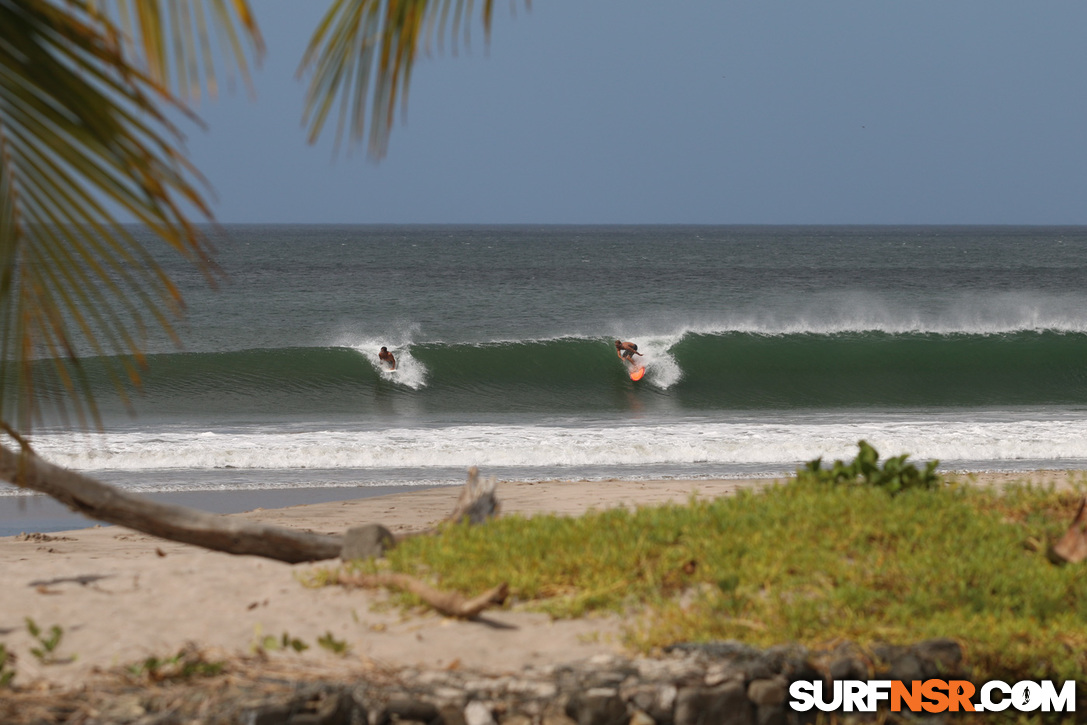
[615,339,643,364]
[378,346,396,370]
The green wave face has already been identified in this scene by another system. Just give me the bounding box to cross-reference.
[670,331,1087,408]
[28,331,1087,421]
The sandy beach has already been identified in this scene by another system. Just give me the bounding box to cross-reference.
[0,470,1080,689]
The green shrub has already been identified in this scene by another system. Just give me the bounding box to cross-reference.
[796,439,939,494]
[0,644,14,687]
[25,618,64,665]
[125,649,224,681]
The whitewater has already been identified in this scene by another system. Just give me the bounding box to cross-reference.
[12,224,1087,496]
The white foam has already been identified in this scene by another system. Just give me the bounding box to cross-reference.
[627,337,682,389]
[23,416,1087,475]
[336,328,428,389]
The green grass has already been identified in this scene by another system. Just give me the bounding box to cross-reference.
[336,472,1087,684]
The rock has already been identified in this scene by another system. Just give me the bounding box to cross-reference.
[758,645,806,676]
[754,703,788,725]
[913,638,963,677]
[502,715,535,725]
[441,702,469,725]
[542,704,579,725]
[6,638,984,725]
[246,687,363,725]
[747,678,787,707]
[827,656,867,683]
[675,682,752,725]
[566,687,628,725]
[870,643,905,667]
[377,698,440,725]
[884,652,925,683]
[341,523,396,560]
[704,663,743,687]
[465,700,497,725]
[628,684,676,724]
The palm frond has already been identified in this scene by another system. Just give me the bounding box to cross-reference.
[299,0,526,158]
[87,0,264,101]
[0,0,227,429]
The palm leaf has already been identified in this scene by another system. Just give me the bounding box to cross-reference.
[299,0,525,158]
[0,0,252,430]
[88,0,264,101]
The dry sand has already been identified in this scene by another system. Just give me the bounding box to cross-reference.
[0,471,1080,687]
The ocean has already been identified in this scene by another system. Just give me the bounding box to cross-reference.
[11,225,1087,506]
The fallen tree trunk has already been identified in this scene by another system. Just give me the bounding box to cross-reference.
[0,440,343,564]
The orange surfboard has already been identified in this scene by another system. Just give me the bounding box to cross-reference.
[619,351,646,381]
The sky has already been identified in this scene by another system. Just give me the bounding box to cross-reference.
[176,1,1087,225]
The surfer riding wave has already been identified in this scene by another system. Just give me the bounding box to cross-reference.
[379,346,397,370]
[615,340,642,364]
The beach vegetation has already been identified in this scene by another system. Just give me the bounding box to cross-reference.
[260,632,309,654]
[250,624,310,655]
[125,648,225,682]
[337,457,1087,686]
[0,644,15,687]
[25,618,65,665]
[796,439,940,494]
[316,632,350,657]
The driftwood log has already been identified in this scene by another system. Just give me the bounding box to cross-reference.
[0,437,343,563]
[1,428,502,566]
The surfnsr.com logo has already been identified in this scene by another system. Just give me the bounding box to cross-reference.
[788,679,1076,714]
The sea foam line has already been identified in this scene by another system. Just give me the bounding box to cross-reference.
[21,418,1087,474]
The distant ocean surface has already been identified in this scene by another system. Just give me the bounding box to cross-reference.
[13,225,1087,497]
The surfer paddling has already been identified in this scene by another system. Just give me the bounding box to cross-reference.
[615,339,643,365]
[378,346,397,371]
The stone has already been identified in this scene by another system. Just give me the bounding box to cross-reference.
[759,645,807,676]
[247,687,363,725]
[885,653,925,683]
[827,657,867,682]
[704,663,743,687]
[501,715,534,725]
[870,643,905,667]
[628,684,675,724]
[440,703,469,725]
[586,671,628,689]
[341,523,396,560]
[506,680,558,699]
[747,677,787,707]
[465,700,497,725]
[565,687,628,725]
[913,638,963,677]
[781,656,820,685]
[667,640,762,666]
[755,703,788,725]
[377,698,440,725]
[675,682,752,725]
[542,706,579,725]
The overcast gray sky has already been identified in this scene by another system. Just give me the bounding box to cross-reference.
[179,1,1087,225]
